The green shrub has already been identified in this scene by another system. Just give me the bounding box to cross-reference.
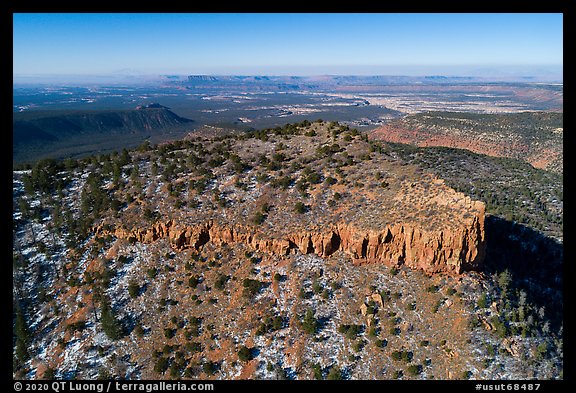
[380,290,391,303]
[214,274,229,290]
[101,298,123,340]
[255,323,267,336]
[338,324,363,339]
[252,211,266,225]
[294,202,307,214]
[498,270,512,294]
[238,345,252,362]
[66,320,86,333]
[477,293,488,309]
[307,172,322,184]
[486,343,496,357]
[312,279,323,294]
[146,268,158,279]
[312,363,323,380]
[536,342,549,360]
[271,176,292,189]
[490,316,509,338]
[184,341,203,353]
[43,368,56,380]
[302,309,318,334]
[255,172,270,184]
[154,357,169,374]
[327,365,342,380]
[324,177,337,185]
[375,339,387,348]
[189,275,201,288]
[407,364,422,376]
[164,328,176,339]
[203,360,217,375]
[134,325,145,337]
[402,351,413,363]
[242,278,264,298]
[367,326,377,337]
[271,316,283,331]
[128,281,140,298]
[365,303,376,315]
[353,340,365,352]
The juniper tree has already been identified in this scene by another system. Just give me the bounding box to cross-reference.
[302,309,318,334]
[14,303,31,362]
[100,296,123,340]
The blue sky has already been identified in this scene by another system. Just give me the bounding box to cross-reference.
[13,13,563,77]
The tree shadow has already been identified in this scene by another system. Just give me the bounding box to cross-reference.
[317,315,332,332]
[482,215,563,327]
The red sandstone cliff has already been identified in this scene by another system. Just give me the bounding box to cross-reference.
[95,203,485,275]
[370,112,563,173]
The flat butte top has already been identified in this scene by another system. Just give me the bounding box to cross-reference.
[105,122,484,237]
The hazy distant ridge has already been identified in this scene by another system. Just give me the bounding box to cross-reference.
[14,107,191,145]
[13,107,192,163]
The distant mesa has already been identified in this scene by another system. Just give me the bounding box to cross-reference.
[135,103,170,110]
[13,106,191,142]
[13,106,193,163]
[187,75,218,82]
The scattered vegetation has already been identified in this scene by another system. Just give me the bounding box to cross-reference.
[302,309,318,335]
[238,345,253,362]
[242,278,264,298]
[12,118,562,380]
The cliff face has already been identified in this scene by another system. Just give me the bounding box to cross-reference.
[85,120,489,275]
[371,112,563,174]
[96,202,485,274]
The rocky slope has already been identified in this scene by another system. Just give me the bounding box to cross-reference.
[13,120,562,381]
[370,111,563,173]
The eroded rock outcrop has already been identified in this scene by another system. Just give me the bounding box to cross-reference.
[370,111,563,173]
[95,201,485,274]
[93,121,488,275]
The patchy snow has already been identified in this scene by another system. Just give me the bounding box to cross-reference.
[12,133,562,380]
